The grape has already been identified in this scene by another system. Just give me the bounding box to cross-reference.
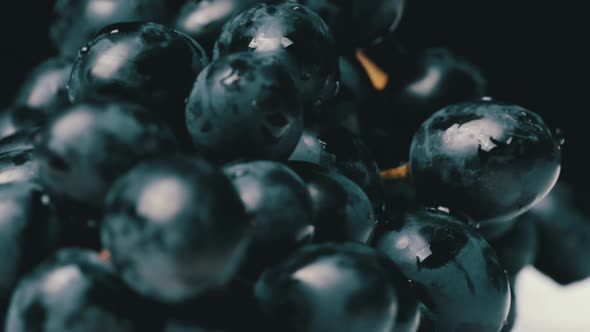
[409,100,561,230]
[173,0,260,54]
[0,183,60,304]
[372,208,511,332]
[50,0,169,56]
[68,22,209,142]
[5,249,162,332]
[255,242,401,332]
[289,162,376,243]
[186,52,303,162]
[223,161,313,280]
[214,1,339,107]
[14,57,72,118]
[101,157,250,303]
[35,102,178,209]
[289,126,385,216]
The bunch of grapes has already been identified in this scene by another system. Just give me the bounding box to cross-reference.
[0,1,583,332]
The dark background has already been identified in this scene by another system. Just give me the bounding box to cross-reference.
[0,1,587,183]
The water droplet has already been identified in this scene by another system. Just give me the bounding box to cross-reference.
[184,97,188,104]
[293,6,301,10]
[295,225,315,242]
[79,46,89,56]
[110,29,119,34]
[482,96,493,101]
[332,81,341,97]
[552,128,566,147]
[41,195,51,205]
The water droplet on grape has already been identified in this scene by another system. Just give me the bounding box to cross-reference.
[41,195,51,206]
[79,46,89,56]
[333,81,341,97]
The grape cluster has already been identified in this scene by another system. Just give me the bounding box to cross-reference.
[0,1,581,332]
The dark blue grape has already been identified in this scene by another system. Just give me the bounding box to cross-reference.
[255,242,401,332]
[214,2,339,107]
[186,52,303,162]
[289,162,376,243]
[68,22,209,142]
[5,249,162,332]
[101,157,250,303]
[35,102,178,209]
[50,0,169,56]
[372,208,511,332]
[224,161,313,280]
[410,100,561,228]
[173,0,260,54]
[0,183,60,304]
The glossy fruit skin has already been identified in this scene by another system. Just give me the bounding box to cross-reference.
[290,126,385,217]
[14,57,72,117]
[295,0,405,49]
[0,183,60,303]
[35,102,178,208]
[372,208,511,332]
[174,0,260,54]
[68,22,209,140]
[532,182,590,284]
[289,162,376,243]
[50,0,169,56]
[5,249,160,332]
[186,52,303,162]
[214,2,339,107]
[255,242,400,332]
[101,157,250,303]
[410,100,561,225]
[223,161,313,280]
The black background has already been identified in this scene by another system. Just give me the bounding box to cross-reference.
[0,1,587,183]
